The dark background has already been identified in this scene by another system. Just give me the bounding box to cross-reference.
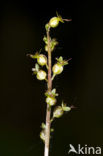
[0,1,103,156]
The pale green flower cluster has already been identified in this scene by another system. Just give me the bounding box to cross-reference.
[27,13,72,143]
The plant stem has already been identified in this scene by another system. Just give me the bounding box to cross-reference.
[44,27,52,156]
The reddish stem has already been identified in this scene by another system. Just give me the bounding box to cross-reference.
[44,27,52,156]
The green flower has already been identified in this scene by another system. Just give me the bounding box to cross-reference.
[49,13,64,28]
[45,88,58,97]
[53,106,64,118]
[40,130,45,142]
[37,54,47,66]
[52,63,63,75]
[46,96,56,106]
[56,56,69,66]
[37,70,47,80]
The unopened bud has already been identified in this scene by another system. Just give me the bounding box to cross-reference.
[40,130,45,142]
[49,17,59,28]
[45,23,49,31]
[53,106,64,118]
[45,45,48,52]
[46,96,56,106]
[52,63,63,75]
[37,54,47,66]
[37,70,46,80]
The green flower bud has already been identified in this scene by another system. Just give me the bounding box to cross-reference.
[43,36,48,44]
[51,39,58,51]
[53,106,64,118]
[45,38,58,52]
[49,17,59,28]
[45,45,48,52]
[45,45,54,52]
[52,63,63,75]
[56,56,69,66]
[46,96,56,106]
[40,130,45,142]
[41,123,46,129]
[51,128,54,132]
[37,54,47,66]
[45,23,49,31]
[45,88,58,97]
[37,70,46,80]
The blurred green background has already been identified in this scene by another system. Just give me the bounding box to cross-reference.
[0,1,103,156]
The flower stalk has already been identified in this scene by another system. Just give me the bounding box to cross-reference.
[44,26,52,156]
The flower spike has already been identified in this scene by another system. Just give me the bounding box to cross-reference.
[27,13,73,156]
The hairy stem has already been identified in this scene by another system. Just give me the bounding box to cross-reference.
[44,27,52,156]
